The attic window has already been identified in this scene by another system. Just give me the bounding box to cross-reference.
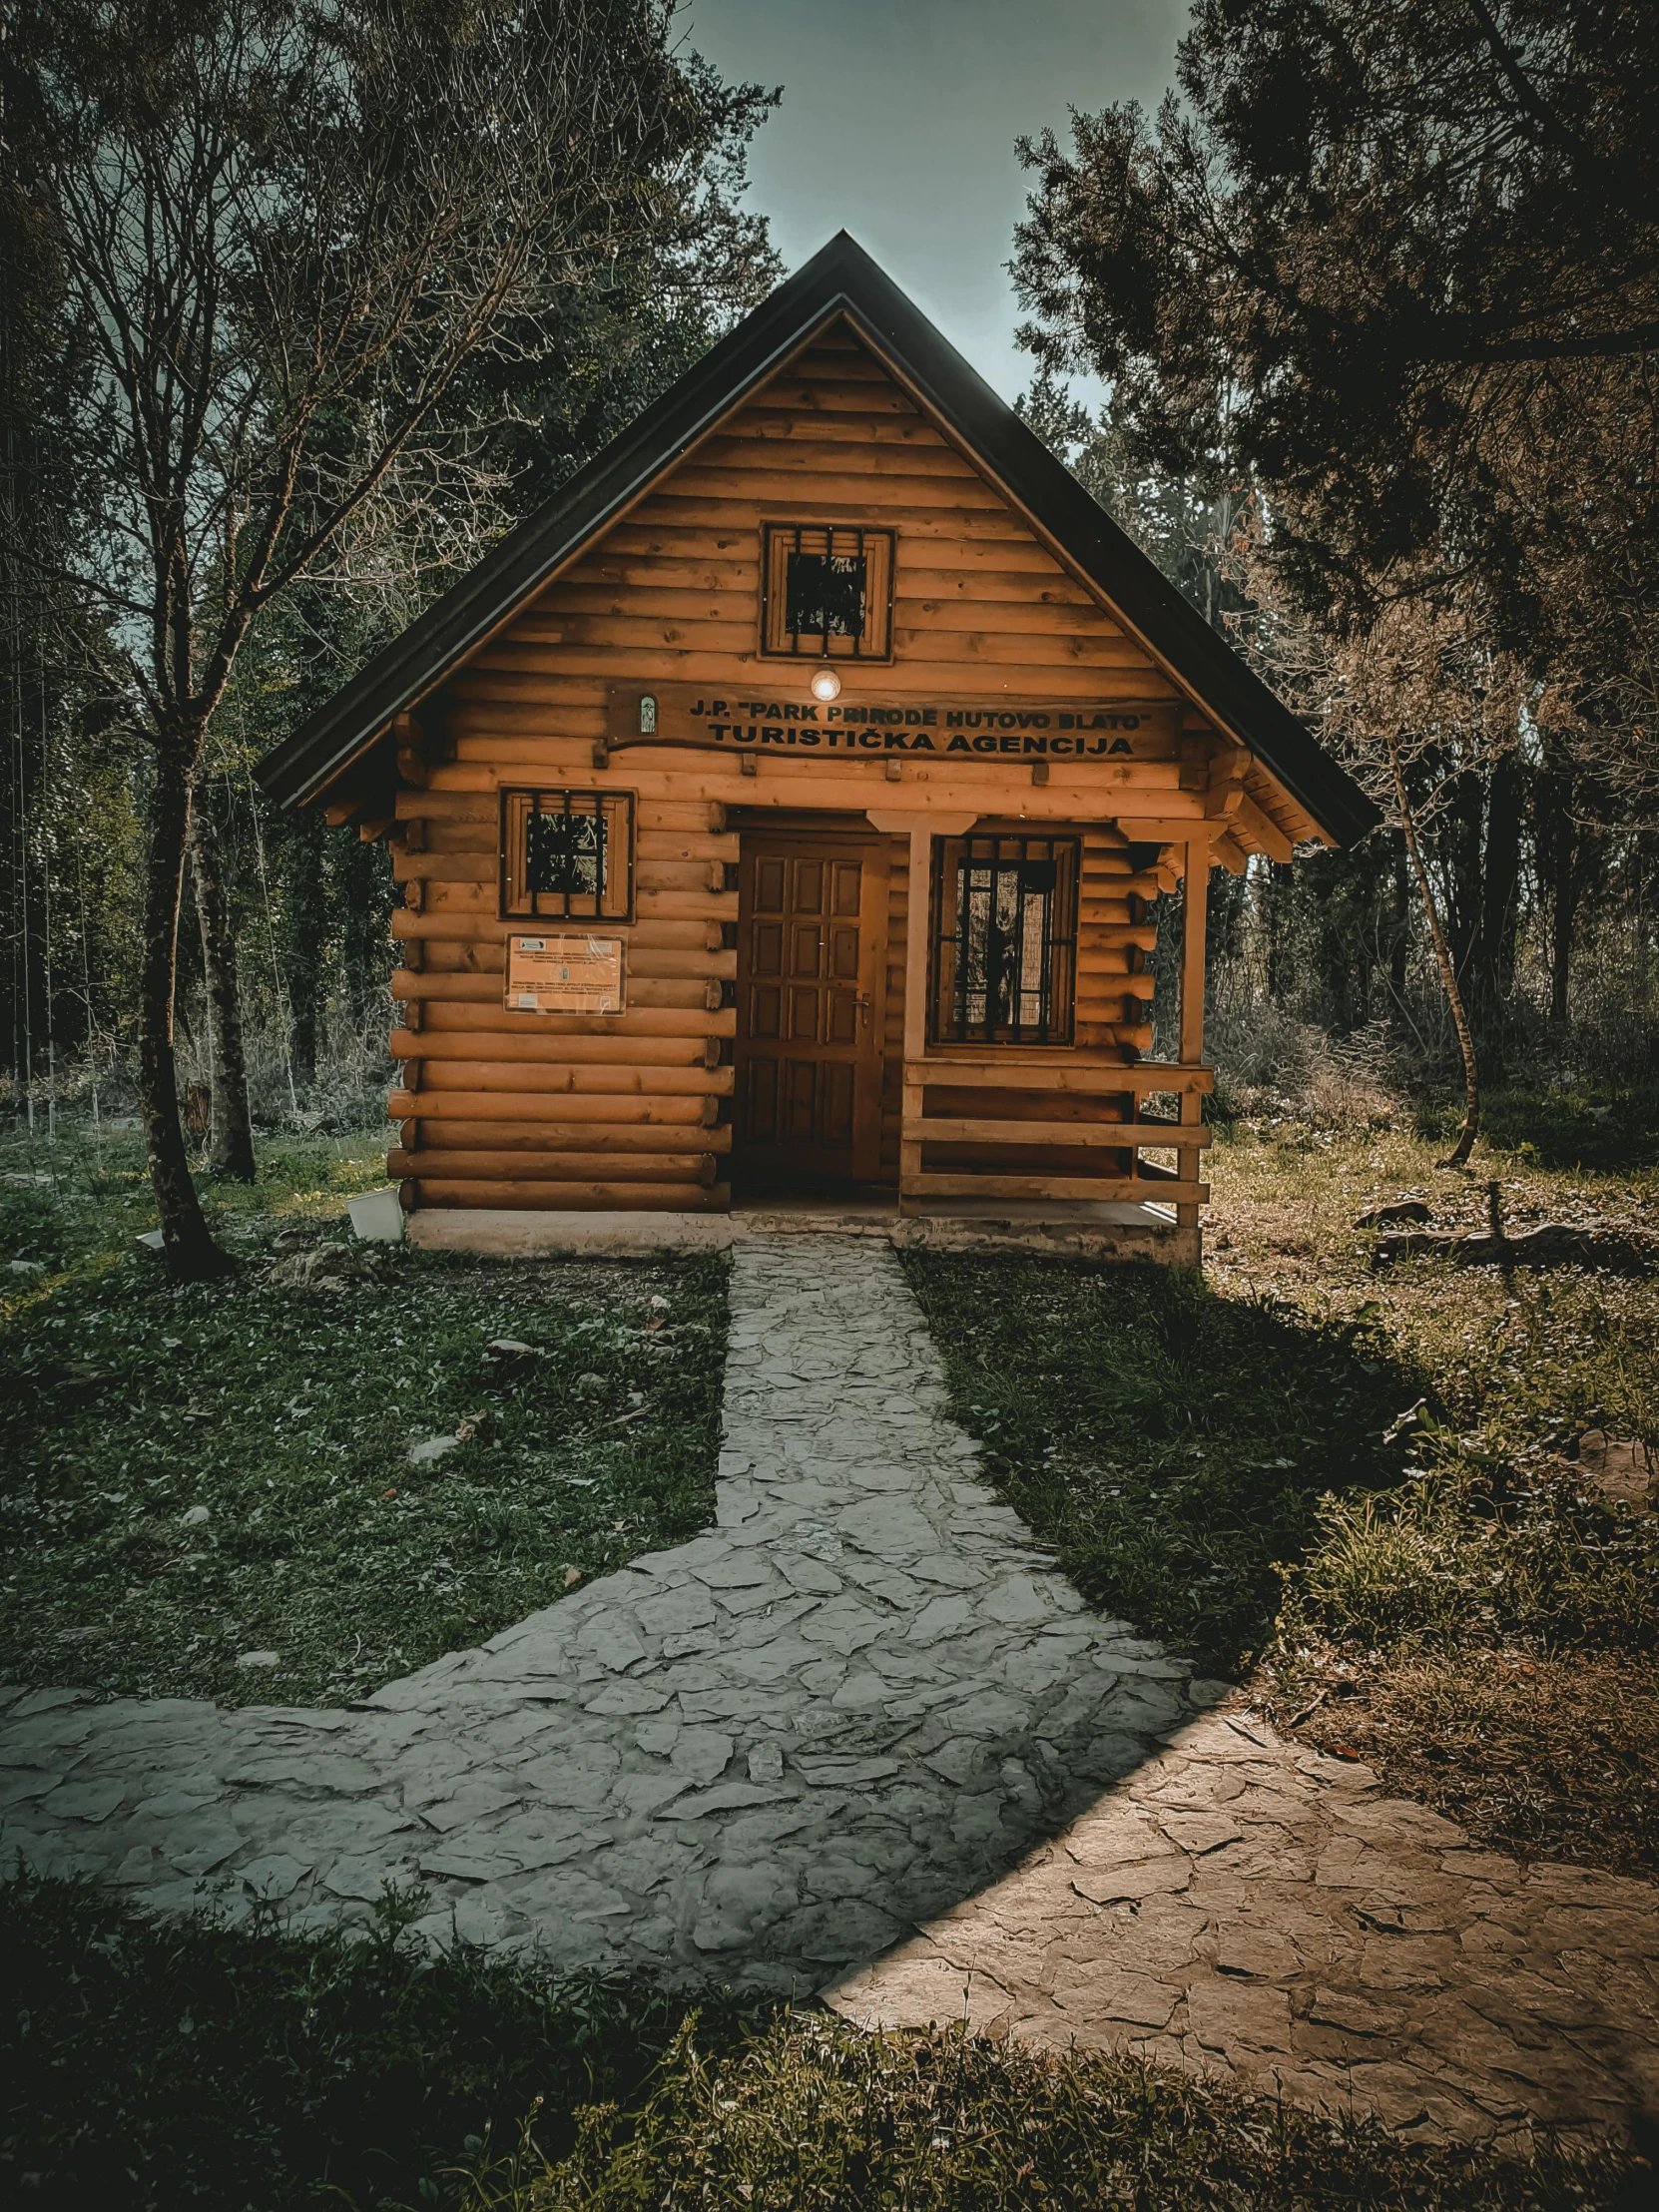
[762,524,893,660]
[500,789,633,920]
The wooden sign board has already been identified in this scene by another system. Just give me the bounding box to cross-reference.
[605,682,1181,762]
[506,934,625,1014]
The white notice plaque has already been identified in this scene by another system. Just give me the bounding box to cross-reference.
[506,934,625,1014]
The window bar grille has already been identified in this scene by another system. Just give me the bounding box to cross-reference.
[535,789,561,919]
[530,791,602,918]
[772,524,882,658]
[502,788,631,923]
[1036,848,1056,1036]
[934,835,1077,1046]
[789,526,864,656]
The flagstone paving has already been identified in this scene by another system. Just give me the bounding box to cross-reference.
[4,1234,1656,2147]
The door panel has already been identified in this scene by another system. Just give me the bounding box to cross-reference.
[736,834,888,1185]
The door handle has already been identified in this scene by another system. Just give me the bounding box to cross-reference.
[856,991,872,1029]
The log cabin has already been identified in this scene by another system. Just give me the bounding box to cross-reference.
[257,235,1375,1266]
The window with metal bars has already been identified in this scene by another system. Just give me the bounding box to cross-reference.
[499,789,633,920]
[931,834,1079,1046]
[761,524,893,659]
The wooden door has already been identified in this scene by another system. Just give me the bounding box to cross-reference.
[736,835,888,1185]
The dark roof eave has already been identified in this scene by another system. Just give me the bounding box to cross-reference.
[255,298,845,807]
[257,233,1379,848]
[823,287,1376,845]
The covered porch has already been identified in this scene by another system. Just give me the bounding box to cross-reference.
[889,815,1214,1267]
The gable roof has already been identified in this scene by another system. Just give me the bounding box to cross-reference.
[256,232,1378,846]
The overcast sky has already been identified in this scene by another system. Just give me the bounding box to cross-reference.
[684,0,1190,403]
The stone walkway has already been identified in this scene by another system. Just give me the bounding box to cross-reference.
[3,1236,1656,2148]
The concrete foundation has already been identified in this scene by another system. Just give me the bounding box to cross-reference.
[406,1198,1195,1266]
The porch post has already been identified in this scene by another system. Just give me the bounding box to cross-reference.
[899,822,932,1217]
[1178,839,1209,1263]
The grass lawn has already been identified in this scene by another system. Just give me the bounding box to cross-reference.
[1,1870,769,2211]
[0,1129,726,1708]
[3,1872,1634,2212]
[4,1097,1657,2209]
[901,1080,1659,1880]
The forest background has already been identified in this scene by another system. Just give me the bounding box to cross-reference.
[3,0,1656,1190]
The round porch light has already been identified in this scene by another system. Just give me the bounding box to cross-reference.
[810,664,842,702]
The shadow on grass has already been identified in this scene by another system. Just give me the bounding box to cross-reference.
[8,1871,1633,2212]
[900,1252,1422,1676]
[1,1869,777,2212]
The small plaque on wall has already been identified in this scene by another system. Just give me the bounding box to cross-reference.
[506,934,625,1014]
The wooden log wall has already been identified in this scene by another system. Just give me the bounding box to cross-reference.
[388,785,735,1210]
[379,322,1255,1210]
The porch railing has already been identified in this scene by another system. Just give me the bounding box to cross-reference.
[897,1057,1212,1216]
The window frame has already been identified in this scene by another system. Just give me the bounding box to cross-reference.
[928,832,1080,1049]
[759,522,895,662]
[498,787,635,923]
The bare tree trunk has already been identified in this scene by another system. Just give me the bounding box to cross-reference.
[1385,726,1480,1170]
[140,743,235,1281]
[1535,747,1590,1029]
[283,810,325,1086]
[1473,749,1524,1073]
[339,831,384,1027]
[190,794,256,1180]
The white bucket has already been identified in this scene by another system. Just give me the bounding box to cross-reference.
[347,1187,406,1245]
